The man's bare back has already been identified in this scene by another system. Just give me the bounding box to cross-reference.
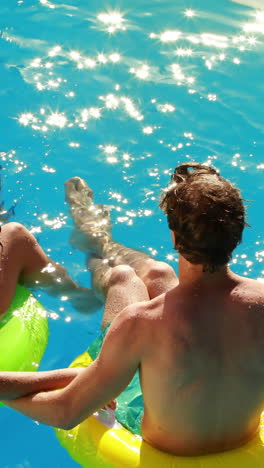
[137,267,264,454]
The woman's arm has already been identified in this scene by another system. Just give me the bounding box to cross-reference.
[22,259,102,314]
[15,223,102,314]
[0,223,101,316]
[0,368,82,400]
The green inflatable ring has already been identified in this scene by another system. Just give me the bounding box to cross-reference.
[0,284,48,373]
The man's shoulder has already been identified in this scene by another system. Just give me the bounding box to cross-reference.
[101,302,153,360]
[108,301,149,334]
[233,275,264,309]
[122,294,164,317]
[110,298,163,340]
[237,275,264,294]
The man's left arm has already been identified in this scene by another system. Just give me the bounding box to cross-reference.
[4,306,143,429]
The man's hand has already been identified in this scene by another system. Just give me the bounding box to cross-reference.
[103,399,117,411]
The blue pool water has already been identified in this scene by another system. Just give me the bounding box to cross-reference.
[1,0,264,466]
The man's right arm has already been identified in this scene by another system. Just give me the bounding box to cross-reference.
[3,306,144,429]
[0,367,82,400]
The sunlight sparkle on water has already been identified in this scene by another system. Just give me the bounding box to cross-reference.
[175,47,193,56]
[243,23,264,33]
[30,57,42,68]
[256,11,264,22]
[48,46,62,57]
[107,156,118,164]
[130,64,150,80]
[160,30,182,42]
[109,192,124,202]
[102,145,117,154]
[121,97,143,120]
[243,11,264,33]
[109,53,121,63]
[123,153,130,161]
[102,94,119,109]
[98,11,123,24]
[201,33,228,48]
[171,63,185,81]
[39,0,56,8]
[80,107,101,122]
[66,50,121,69]
[97,10,126,33]
[157,103,175,113]
[84,58,96,68]
[247,37,257,44]
[89,107,101,118]
[166,254,175,261]
[46,112,67,128]
[143,126,154,135]
[18,113,37,126]
[187,34,200,44]
[207,94,217,101]
[47,79,60,88]
[100,94,143,120]
[69,51,81,61]
[39,214,67,229]
[98,53,108,64]
[184,9,196,17]
[42,165,56,173]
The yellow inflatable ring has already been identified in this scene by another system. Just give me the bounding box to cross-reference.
[55,351,264,468]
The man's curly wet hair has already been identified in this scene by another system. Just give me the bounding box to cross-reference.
[159,162,248,273]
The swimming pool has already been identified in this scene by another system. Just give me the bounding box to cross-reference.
[1,0,264,466]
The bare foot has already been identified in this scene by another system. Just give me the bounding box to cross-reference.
[64,177,93,207]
